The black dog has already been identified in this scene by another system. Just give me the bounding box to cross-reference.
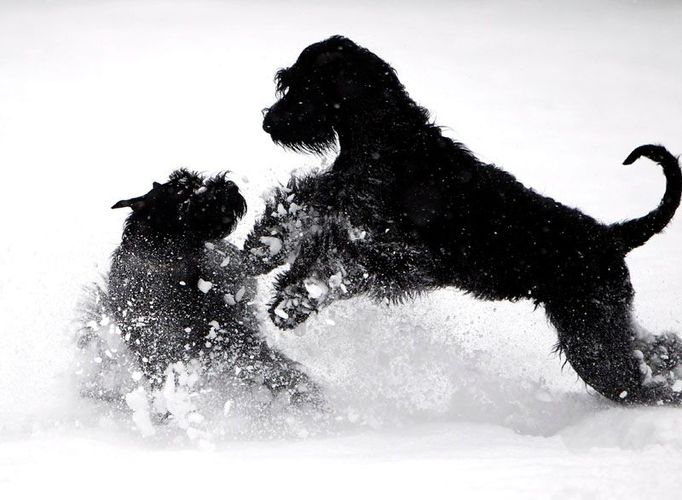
[104,169,321,406]
[246,35,682,405]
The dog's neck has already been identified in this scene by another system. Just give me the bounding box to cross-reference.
[334,98,433,158]
[119,223,205,254]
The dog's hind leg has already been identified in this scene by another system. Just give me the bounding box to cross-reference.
[545,289,642,403]
[545,275,682,404]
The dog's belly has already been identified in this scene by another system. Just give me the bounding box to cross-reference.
[416,206,615,303]
[420,242,531,302]
[448,259,536,302]
[434,237,623,306]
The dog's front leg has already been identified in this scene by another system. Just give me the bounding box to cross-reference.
[267,218,370,329]
[243,185,326,276]
[268,259,368,330]
[268,225,442,329]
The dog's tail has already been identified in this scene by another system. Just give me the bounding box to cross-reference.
[612,144,681,253]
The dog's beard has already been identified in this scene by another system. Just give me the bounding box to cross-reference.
[277,137,337,155]
[270,119,337,155]
[272,128,338,155]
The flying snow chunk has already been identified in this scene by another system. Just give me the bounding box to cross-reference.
[259,236,283,257]
[348,227,367,241]
[273,306,289,319]
[304,278,329,300]
[328,272,345,291]
[235,286,246,302]
[125,387,156,437]
[223,400,233,416]
[673,380,682,393]
[197,279,213,293]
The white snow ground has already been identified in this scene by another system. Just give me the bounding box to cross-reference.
[1,0,681,498]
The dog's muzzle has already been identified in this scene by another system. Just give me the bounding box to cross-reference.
[261,107,272,133]
[262,107,276,134]
[262,104,291,136]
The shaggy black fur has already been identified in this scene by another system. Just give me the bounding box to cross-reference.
[108,169,321,406]
[247,35,682,404]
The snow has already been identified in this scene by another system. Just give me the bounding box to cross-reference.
[124,386,156,437]
[304,277,329,300]
[197,278,213,293]
[1,0,682,498]
[260,235,284,256]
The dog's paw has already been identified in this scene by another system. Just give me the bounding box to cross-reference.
[269,284,319,330]
[634,331,682,390]
[244,234,286,272]
[279,377,328,411]
[269,271,353,329]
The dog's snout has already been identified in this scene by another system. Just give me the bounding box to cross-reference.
[262,107,273,133]
[262,107,281,134]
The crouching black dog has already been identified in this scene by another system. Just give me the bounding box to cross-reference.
[247,35,682,405]
[107,169,322,407]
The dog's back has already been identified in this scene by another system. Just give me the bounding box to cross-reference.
[384,132,679,303]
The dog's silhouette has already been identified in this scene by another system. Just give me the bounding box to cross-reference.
[247,35,682,404]
[109,169,322,406]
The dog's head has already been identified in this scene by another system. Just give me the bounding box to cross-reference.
[113,169,247,242]
[262,35,409,153]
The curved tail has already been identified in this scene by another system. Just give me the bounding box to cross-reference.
[612,144,681,253]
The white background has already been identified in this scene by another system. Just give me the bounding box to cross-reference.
[1,1,681,498]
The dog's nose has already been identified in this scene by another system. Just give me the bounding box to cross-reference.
[262,108,272,133]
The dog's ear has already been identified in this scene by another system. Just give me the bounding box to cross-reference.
[112,195,146,210]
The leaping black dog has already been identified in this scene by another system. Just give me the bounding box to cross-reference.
[245,35,682,404]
